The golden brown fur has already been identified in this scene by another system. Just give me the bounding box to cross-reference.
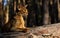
[11,4,29,31]
[2,4,29,32]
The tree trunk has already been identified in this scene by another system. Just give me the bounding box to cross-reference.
[58,0,60,22]
[43,0,50,25]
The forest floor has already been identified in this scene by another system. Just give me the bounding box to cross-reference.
[1,23,60,38]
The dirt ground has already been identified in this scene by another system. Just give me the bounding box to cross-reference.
[1,23,60,38]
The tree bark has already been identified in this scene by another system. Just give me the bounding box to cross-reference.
[58,0,60,22]
[43,0,50,25]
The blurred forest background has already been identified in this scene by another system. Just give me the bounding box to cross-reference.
[0,0,60,28]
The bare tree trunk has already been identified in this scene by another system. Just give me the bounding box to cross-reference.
[2,0,9,25]
[49,0,58,24]
[9,0,14,19]
[0,0,3,32]
[14,0,16,13]
[58,0,60,22]
[43,0,50,25]
[53,0,58,23]
[5,4,9,24]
